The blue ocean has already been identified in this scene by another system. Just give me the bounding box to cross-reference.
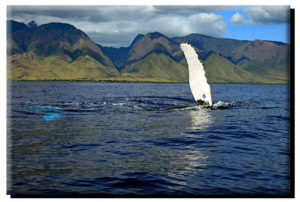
[7,82,291,197]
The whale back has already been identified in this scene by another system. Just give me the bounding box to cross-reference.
[180,43,212,106]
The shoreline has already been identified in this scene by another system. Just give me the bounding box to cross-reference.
[7,79,290,85]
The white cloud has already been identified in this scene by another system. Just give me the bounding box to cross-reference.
[244,6,290,25]
[231,12,245,26]
[83,12,227,47]
[230,6,290,26]
[7,5,228,47]
[189,13,226,36]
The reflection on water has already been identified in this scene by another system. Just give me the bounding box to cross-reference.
[162,106,213,179]
[188,107,213,130]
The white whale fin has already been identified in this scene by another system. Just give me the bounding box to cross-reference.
[180,43,212,107]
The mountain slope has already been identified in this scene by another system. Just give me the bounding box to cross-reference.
[99,45,130,71]
[173,33,247,59]
[231,40,290,72]
[126,32,183,66]
[122,52,188,82]
[8,52,117,80]
[7,20,29,35]
[7,21,117,80]
[119,32,279,83]
[98,34,145,71]
[203,54,282,83]
[7,21,290,84]
[104,31,290,83]
[173,33,290,80]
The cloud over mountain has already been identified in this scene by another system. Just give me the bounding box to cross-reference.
[7,5,228,47]
[8,5,290,47]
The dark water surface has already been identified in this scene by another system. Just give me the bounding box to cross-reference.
[7,82,291,196]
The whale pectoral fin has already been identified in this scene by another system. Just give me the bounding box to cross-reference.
[180,43,212,107]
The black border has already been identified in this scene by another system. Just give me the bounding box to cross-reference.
[9,8,295,199]
[289,8,295,198]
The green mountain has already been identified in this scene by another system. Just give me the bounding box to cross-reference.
[98,45,130,71]
[7,21,117,80]
[203,54,284,84]
[125,32,183,65]
[122,52,188,82]
[173,33,290,83]
[116,32,188,82]
[97,34,145,71]
[114,32,289,83]
[229,40,290,82]
[7,20,290,83]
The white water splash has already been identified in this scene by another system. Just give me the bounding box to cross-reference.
[212,101,235,109]
[180,43,212,107]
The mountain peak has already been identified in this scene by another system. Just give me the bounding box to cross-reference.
[146,32,168,40]
[130,34,144,47]
[35,22,90,44]
[8,20,117,80]
[7,20,29,34]
[27,20,38,28]
[39,22,77,31]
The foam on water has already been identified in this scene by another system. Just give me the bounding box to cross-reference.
[212,101,236,109]
[26,99,238,122]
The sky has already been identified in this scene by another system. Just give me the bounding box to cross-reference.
[7,5,291,47]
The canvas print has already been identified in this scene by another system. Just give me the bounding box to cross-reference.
[6,5,293,197]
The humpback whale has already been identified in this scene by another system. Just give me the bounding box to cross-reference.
[180,43,212,108]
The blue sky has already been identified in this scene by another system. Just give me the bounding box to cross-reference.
[225,23,289,43]
[216,7,290,43]
[7,5,290,47]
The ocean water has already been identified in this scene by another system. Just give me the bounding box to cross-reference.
[7,82,291,197]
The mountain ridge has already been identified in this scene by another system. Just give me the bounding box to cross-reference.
[7,20,117,80]
[7,20,290,84]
